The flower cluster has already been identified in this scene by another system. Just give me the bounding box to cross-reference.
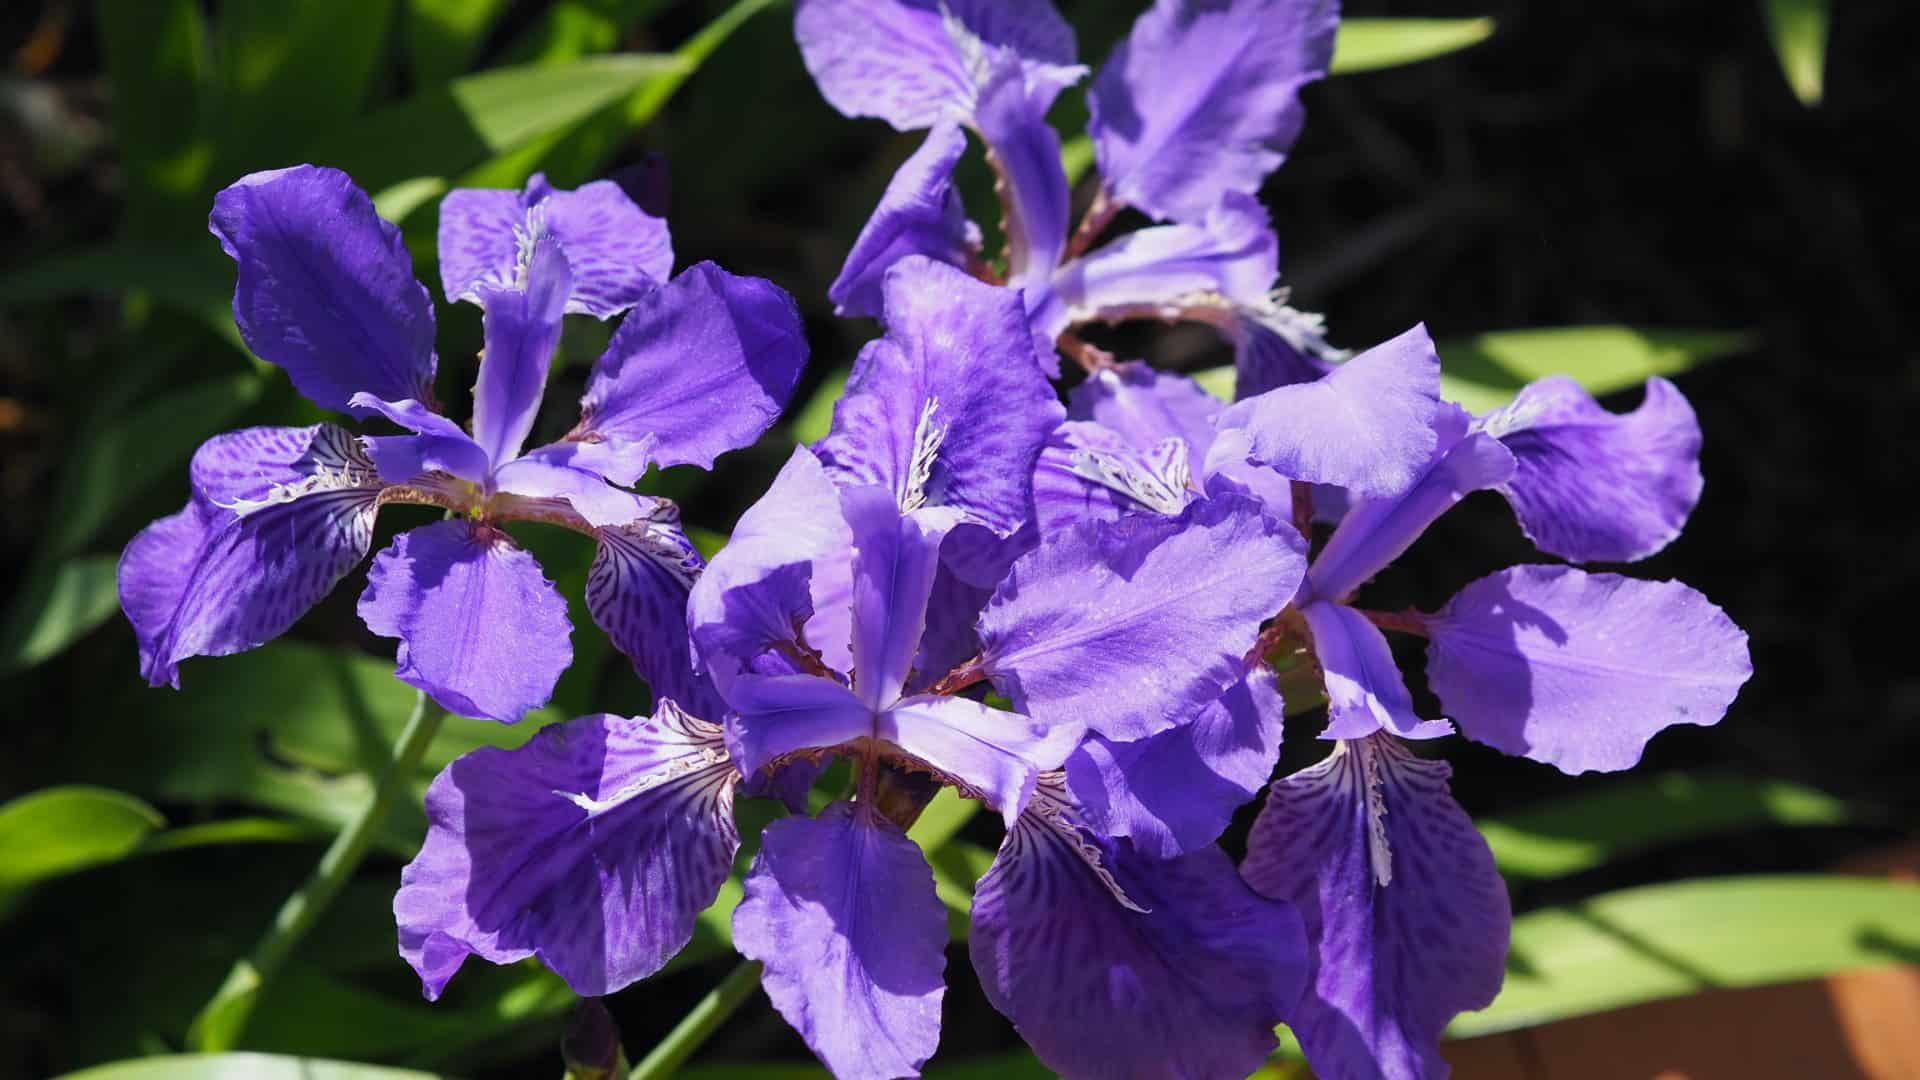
[121,1,1752,1078]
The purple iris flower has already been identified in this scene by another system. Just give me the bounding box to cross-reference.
[1038,326,1751,1078]
[396,257,1315,1079]
[118,165,806,723]
[795,0,1346,383]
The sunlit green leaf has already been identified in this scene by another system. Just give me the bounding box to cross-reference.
[1331,17,1495,76]
[1060,133,1096,188]
[0,786,164,907]
[1763,0,1829,106]
[0,555,120,674]
[1453,875,1920,1036]
[54,1054,452,1080]
[1480,774,1852,881]
[789,368,851,444]
[372,176,451,224]
[908,788,983,852]
[1437,326,1755,414]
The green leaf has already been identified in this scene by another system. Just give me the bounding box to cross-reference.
[372,176,452,225]
[1480,774,1852,882]
[908,788,983,852]
[789,367,851,444]
[1060,133,1096,188]
[0,555,120,673]
[1191,363,1236,402]
[404,0,515,85]
[306,53,692,195]
[94,0,213,237]
[1763,0,1829,106]
[1330,17,1496,75]
[0,787,164,905]
[1437,326,1755,414]
[54,1054,451,1080]
[209,0,395,176]
[1453,875,1920,1036]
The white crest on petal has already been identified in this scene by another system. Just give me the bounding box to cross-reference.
[1343,737,1395,888]
[511,202,551,288]
[215,426,382,517]
[901,397,948,512]
[1068,436,1192,516]
[554,700,737,816]
[1235,291,1353,366]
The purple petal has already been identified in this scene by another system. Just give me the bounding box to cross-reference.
[1306,406,1516,604]
[830,123,979,319]
[1220,323,1442,498]
[733,801,948,1080]
[348,394,467,438]
[358,519,572,723]
[979,494,1306,741]
[1303,601,1452,741]
[566,262,807,482]
[1029,194,1277,341]
[1032,421,1194,532]
[723,673,872,777]
[395,702,739,999]
[1089,0,1339,224]
[210,165,436,413]
[491,454,660,529]
[588,513,728,720]
[911,560,996,691]
[794,0,1078,130]
[467,233,570,464]
[1242,735,1509,1080]
[1427,565,1751,774]
[974,50,1071,287]
[1481,375,1703,564]
[816,257,1064,534]
[689,447,853,682]
[440,177,673,318]
[972,777,1306,1078]
[844,486,964,708]
[882,694,1081,824]
[360,432,493,489]
[1069,360,1223,453]
[1064,666,1284,858]
[1230,301,1344,398]
[124,426,383,687]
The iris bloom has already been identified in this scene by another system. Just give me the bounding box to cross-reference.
[118,165,806,722]
[796,0,1345,384]
[1038,325,1752,1078]
[397,258,1316,1079]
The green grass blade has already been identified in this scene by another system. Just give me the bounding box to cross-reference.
[1331,18,1495,75]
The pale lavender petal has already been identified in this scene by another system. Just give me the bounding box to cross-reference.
[843,485,964,708]
[722,673,872,776]
[210,165,436,412]
[395,702,739,999]
[1029,194,1277,340]
[830,123,978,319]
[1303,601,1451,742]
[435,187,523,307]
[1427,565,1751,774]
[882,693,1081,824]
[1064,666,1284,858]
[1031,421,1192,532]
[794,0,1077,130]
[1242,735,1509,1080]
[347,394,467,438]
[1220,323,1442,498]
[588,515,728,721]
[440,177,673,318]
[1068,360,1223,454]
[1480,375,1703,564]
[733,801,947,1080]
[972,777,1306,1079]
[565,262,807,482]
[816,257,1063,534]
[468,233,570,464]
[358,519,572,723]
[491,455,660,529]
[360,432,493,488]
[1198,425,1299,518]
[979,494,1306,741]
[974,50,1070,287]
[126,426,383,687]
[1306,406,1516,604]
[1089,0,1339,224]
[1231,301,1344,399]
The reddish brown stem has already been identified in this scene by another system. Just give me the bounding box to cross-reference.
[1064,185,1121,262]
[1057,331,1117,375]
[929,654,988,696]
[1360,608,1432,638]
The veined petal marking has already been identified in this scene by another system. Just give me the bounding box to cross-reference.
[555,700,735,816]
[213,425,382,516]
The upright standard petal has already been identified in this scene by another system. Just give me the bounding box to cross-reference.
[1306,407,1516,604]
[1064,666,1285,858]
[830,123,979,319]
[972,778,1307,1079]
[394,704,739,999]
[1029,195,1278,341]
[974,50,1071,287]
[1426,565,1751,774]
[817,257,1064,534]
[588,514,728,721]
[210,165,436,413]
[1089,0,1339,224]
[843,486,963,708]
[979,494,1306,741]
[440,176,673,318]
[882,694,1082,825]
[358,519,573,723]
[733,802,948,1080]
[565,262,807,482]
[794,0,1077,130]
[1303,602,1452,742]
[1479,375,1703,564]
[127,425,383,687]
[1242,736,1509,1080]
[468,233,571,464]
[1219,324,1442,499]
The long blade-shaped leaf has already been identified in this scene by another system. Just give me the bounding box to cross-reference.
[1763,0,1830,106]
[1331,17,1496,75]
[1437,325,1755,413]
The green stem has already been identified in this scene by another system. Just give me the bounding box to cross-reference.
[629,959,765,1079]
[187,690,445,1052]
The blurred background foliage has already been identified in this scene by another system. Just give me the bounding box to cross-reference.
[1,0,1915,1077]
